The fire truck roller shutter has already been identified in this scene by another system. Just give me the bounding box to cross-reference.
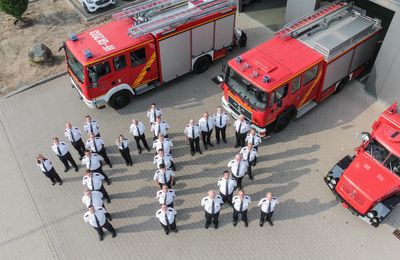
[214,14,235,51]
[322,50,354,93]
[104,83,135,109]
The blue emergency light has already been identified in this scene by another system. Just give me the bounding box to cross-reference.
[69,33,78,41]
[235,56,242,63]
[263,75,270,83]
[84,50,93,59]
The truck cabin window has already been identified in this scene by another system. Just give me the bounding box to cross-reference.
[384,154,400,176]
[303,65,318,86]
[65,47,84,83]
[225,66,268,110]
[113,55,127,71]
[130,48,146,67]
[88,61,111,83]
[269,84,288,108]
[365,139,389,163]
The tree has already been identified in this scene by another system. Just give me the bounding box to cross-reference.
[0,0,29,23]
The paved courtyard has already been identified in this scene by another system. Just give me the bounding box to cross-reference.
[1,13,400,260]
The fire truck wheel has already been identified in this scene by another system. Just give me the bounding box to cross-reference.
[333,76,349,95]
[109,90,131,109]
[193,56,211,74]
[273,110,294,133]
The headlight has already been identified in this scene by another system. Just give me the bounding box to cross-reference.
[327,176,331,181]
[371,217,380,223]
[330,178,337,185]
[367,210,377,218]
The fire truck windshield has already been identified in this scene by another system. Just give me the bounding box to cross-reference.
[365,139,389,163]
[225,66,268,110]
[65,47,84,83]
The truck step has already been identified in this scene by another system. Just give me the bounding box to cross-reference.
[393,229,400,240]
[135,83,157,95]
[296,100,318,118]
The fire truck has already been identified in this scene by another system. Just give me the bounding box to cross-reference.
[215,1,382,136]
[325,103,400,227]
[65,0,245,109]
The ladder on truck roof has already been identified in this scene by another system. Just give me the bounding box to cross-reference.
[275,0,351,40]
[113,0,238,38]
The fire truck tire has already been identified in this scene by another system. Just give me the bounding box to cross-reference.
[109,90,131,109]
[193,56,211,74]
[273,110,294,133]
[333,76,349,95]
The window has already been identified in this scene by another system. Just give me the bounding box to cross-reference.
[113,55,127,71]
[65,47,84,83]
[291,76,301,93]
[130,48,146,67]
[384,154,400,177]
[269,84,288,108]
[303,65,318,86]
[365,139,390,163]
[87,61,111,83]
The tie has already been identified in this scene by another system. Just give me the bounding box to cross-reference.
[211,200,215,214]
[136,125,140,136]
[238,122,242,133]
[252,136,255,145]
[239,200,243,212]
[121,140,125,150]
[165,212,170,227]
[153,110,156,123]
[267,200,272,213]
[191,126,195,138]
[219,114,222,126]
[206,120,209,132]
[91,177,95,190]
[93,140,98,153]
[71,130,76,142]
[89,196,93,207]
[225,180,229,195]
[57,145,62,156]
[163,192,168,205]
[236,162,240,177]
[163,171,168,184]
[42,161,48,172]
[94,214,101,228]
[88,157,92,170]
[157,124,161,136]
[161,158,165,167]
[247,150,250,161]
[90,123,94,134]
[161,142,164,152]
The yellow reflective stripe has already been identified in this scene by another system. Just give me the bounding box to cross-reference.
[298,69,323,108]
[133,51,157,87]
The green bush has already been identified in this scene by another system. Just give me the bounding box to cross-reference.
[0,0,29,21]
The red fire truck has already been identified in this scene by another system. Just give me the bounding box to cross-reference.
[325,103,400,227]
[65,0,245,109]
[216,1,382,136]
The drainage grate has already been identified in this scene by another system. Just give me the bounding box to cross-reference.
[393,229,400,239]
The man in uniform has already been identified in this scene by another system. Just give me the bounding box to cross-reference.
[239,143,258,180]
[84,206,116,241]
[199,112,214,150]
[129,119,151,154]
[227,154,248,189]
[156,204,178,235]
[201,190,223,229]
[246,128,262,151]
[184,119,202,156]
[156,185,176,208]
[82,188,112,220]
[81,150,111,185]
[147,103,162,124]
[82,170,111,203]
[116,135,133,166]
[258,192,279,226]
[36,154,62,185]
[83,115,101,137]
[213,106,229,144]
[232,189,251,227]
[51,137,78,172]
[153,134,173,155]
[151,116,170,140]
[64,123,85,159]
[217,170,237,206]
[234,115,250,148]
[154,164,175,189]
[86,133,112,168]
[153,149,176,170]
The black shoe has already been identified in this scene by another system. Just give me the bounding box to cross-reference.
[234,145,239,148]
[107,180,111,185]
[52,182,56,186]
[214,223,218,229]
[191,152,195,156]
[99,234,104,241]
[147,148,151,152]
[130,162,133,166]
[245,222,249,227]
[108,215,113,221]
[59,181,63,186]
[223,140,227,144]
[126,163,129,166]
[79,156,83,160]
[75,167,79,172]
[64,167,69,172]
[112,232,116,238]
[269,221,273,226]
[249,176,254,180]
[216,140,220,145]
[173,229,178,233]
[205,224,209,229]
[109,164,112,168]
[107,198,111,203]
[233,221,237,227]
[208,143,214,147]
[165,230,170,235]
[138,150,142,154]
[204,145,208,150]
[199,151,202,155]
[259,221,264,227]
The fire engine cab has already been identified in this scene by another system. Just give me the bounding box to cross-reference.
[325,103,400,227]
[216,0,381,136]
[65,0,244,109]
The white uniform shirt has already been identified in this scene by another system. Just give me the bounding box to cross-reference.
[82,153,104,170]
[86,137,104,153]
[153,154,174,169]
[51,142,69,156]
[37,159,53,172]
[240,147,258,162]
[129,122,145,137]
[228,159,248,178]
[234,119,250,134]
[198,117,214,132]
[156,207,177,225]
[64,127,82,142]
[82,191,104,208]
[83,120,100,136]
[258,197,279,213]
[246,133,262,147]
[82,173,104,191]
[213,112,229,128]
[232,195,251,212]
[84,207,108,228]
[217,177,237,195]
[151,121,169,137]
[153,138,173,154]
[147,108,162,124]
[184,124,201,139]
[116,138,129,150]
[154,169,174,184]
[156,189,175,205]
[201,195,223,214]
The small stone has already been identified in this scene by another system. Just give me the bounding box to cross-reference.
[28,43,53,63]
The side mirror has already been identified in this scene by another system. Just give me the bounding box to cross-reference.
[361,132,371,142]
[89,71,98,86]
[277,99,282,108]
[222,60,227,73]
[211,75,224,85]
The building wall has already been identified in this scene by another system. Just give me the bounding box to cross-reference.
[284,0,320,23]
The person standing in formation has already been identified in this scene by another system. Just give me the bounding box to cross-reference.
[234,115,250,148]
[116,135,133,166]
[82,170,111,203]
[64,123,85,160]
[83,115,101,137]
[232,189,251,227]
[129,119,151,154]
[246,128,262,151]
[239,143,258,180]
[258,192,279,227]
[184,119,202,156]
[81,150,111,185]
[154,164,175,189]
[217,170,237,206]
[84,206,116,241]
[213,106,229,145]
[86,133,112,168]
[147,103,162,124]
[153,134,173,155]
[36,154,63,185]
[156,204,178,235]
[82,188,112,221]
[151,116,170,141]
[199,112,214,150]
[153,149,176,171]
[51,137,78,172]
[227,154,248,189]
[201,190,223,229]
[156,185,175,208]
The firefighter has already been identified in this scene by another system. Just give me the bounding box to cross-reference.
[213,106,229,144]
[184,119,202,156]
[129,119,151,154]
[151,116,170,141]
[234,115,250,148]
[199,112,214,150]
[115,135,133,166]
[239,143,258,180]
[246,128,262,151]
[147,103,163,124]
[83,115,101,137]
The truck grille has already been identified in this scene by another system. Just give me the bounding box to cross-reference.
[341,182,366,206]
[95,0,109,5]
[228,96,252,122]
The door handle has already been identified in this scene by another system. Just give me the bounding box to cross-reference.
[111,81,116,85]
[146,67,150,72]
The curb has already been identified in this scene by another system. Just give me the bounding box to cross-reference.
[5,71,68,98]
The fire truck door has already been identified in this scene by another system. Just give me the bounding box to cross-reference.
[266,84,289,124]
[130,45,158,88]
[87,59,114,97]
[294,64,321,109]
